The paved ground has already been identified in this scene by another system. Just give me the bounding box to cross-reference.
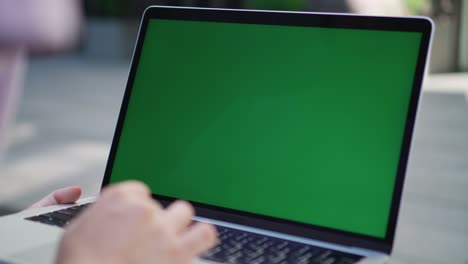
[0,57,128,210]
[0,57,467,263]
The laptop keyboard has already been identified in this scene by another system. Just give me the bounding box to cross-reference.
[25,203,90,228]
[203,227,362,264]
[26,204,363,264]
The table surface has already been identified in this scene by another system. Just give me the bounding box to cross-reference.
[1,57,467,264]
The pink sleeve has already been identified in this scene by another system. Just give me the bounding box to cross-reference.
[0,0,83,52]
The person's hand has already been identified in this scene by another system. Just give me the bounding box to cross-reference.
[28,186,82,209]
[56,181,217,264]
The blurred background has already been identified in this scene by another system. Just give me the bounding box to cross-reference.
[0,0,467,263]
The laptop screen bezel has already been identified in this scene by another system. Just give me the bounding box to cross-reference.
[101,6,432,254]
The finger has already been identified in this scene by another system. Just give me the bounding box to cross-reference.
[181,222,218,256]
[164,200,194,233]
[102,181,151,199]
[29,186,82,208]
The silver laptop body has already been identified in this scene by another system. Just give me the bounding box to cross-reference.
[0,6,433,264]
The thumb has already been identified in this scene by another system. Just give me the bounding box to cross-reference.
[29,186,82,209]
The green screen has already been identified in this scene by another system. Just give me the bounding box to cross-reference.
[110,19,421,238]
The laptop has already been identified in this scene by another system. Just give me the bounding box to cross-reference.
[0,6,433,264]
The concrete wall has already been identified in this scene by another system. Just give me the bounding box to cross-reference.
[460,0,468,71]
[430,14,459,73]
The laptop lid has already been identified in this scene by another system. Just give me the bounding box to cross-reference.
[101,6,433,254]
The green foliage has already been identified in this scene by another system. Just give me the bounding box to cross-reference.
[247,0,307,11]
[405,0,429,15]
[86,0,309,17]
[85,0,130,17]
